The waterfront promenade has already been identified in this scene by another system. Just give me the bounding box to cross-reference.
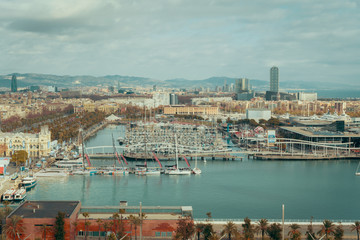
[202,220,358,239]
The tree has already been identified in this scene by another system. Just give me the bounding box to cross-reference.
[96,219,103,240]
[318,220,335,240]
[334,225,344,240]
[72,221,79,240]
[54,211,65,240]
[256,219,268,240]
[306,217,316,240]
[38,224,53,240]
[266,223,282,240]
[128,214,141,240]
[103,222,110,240]
[4,215,25,240]
[195,223,205,240]
[174,217,195,240]
[242,217,255,240]
[11,150,28,166]
[203,224,215,240]
[82,212,90,240]
[221,221,238,240]
[351,221,360,240]
[288,223,301,240]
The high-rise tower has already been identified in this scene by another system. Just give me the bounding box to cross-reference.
[270,66,279,92]
[11,74,18,92]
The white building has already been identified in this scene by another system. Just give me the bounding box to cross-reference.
[298,92,317,101]
[0,125,51,158]
[246,109,272,121]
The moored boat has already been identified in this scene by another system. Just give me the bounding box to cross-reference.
[192,167,202,174]
[54,158,84,169]
[2,188,17,201]
[20,176,37,190]
[13,187,27,201]
[34,168,69,177]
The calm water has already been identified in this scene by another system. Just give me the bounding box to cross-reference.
[28,125,360,220]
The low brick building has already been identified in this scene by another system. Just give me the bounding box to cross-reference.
[6,201,193,240]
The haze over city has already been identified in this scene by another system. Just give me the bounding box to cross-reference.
[1,0,359,84]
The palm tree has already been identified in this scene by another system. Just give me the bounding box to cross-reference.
[242,217,255,240]
[82,212,90,240]
[195,223,205,240]
[128,215,141,240]
[351,221,360,240]
[266,223,282,240]
[96,219,103,240]
[209,232,220,240]
[4,215,25,240]
[112,213,120,234]
[334,225,344,240]
[256,219,268,240]
[318,220,335,240]
[221,221,238,240]
[72,221,79,240]
[288,223,301,240]
[39,224,53,240]
[103,222,110,240]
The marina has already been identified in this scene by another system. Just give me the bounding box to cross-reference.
[21,124,360,220]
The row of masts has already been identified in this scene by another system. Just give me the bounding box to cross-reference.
[123,122,226,155]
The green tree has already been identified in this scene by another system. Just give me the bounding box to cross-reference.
[351,221,360,240]
[11,150,28,166]
[128,214,143,240]
[54,211,65,240]
[242,217,255,240]
[318,220,335,240]
[174,216,195,240]
[266,223,282,240]
[203,224,214,240]
[221,221,238,240]
[334,225,344,240]
[268,117,280,127]
[256,219,268,240]
[103,222,110,240]
[288,223,301,240]
[306,218,316,240]
[96,219,103,240]
[195,223,205,240]
[4,215,25,240]
[82,212,90,240]
[72,221,78,240]
[38,224,53,240]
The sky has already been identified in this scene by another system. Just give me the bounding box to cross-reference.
[0,0,359,84]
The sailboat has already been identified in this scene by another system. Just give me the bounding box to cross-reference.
[166,134,191,175]
[192,154,202,174]
[111,134,129,175]
[355,161,360,176]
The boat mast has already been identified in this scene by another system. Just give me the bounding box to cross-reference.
[80,128,85,171]
[175,134,179,169]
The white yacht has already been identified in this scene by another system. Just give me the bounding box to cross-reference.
[166,135,191,175]
[2,188,17,201]
[13,188,27,201]
[54,158,84,169]
[34,168,69,177]
[20,177,37,190]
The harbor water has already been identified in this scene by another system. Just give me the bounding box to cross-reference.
[27,125,360,220]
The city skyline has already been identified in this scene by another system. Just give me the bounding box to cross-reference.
[0,0,359,84]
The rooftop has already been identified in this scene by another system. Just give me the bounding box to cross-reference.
[281,127,360,138]
[8,200,80,219]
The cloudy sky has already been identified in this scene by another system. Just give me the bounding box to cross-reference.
[1,0,359,83]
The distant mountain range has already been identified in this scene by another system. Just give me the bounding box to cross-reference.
[0,73,358,95]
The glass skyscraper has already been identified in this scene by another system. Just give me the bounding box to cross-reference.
[11,74,17,92]
[270,66,279,92]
